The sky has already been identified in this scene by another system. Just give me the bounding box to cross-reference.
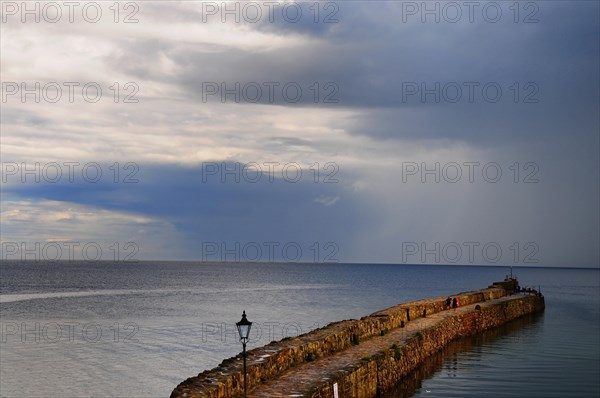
[1,0,598,267]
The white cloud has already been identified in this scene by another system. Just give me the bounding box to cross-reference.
[314,195,340,207]
[0,198,182,260]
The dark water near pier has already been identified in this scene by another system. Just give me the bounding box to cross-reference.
[1,262,598,397]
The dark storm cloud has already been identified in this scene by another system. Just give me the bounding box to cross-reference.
[2,163,368,258]
[109,1,598,144]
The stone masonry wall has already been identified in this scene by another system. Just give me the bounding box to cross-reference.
[171,283,536,398]
[308,294,545,397]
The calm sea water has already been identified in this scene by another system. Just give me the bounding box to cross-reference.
[0,262,598,397]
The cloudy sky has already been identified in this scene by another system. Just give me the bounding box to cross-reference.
[1,0,598,267]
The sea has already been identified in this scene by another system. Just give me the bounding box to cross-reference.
[0,261,598,398]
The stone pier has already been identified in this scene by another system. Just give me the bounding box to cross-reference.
[171,280,545,398]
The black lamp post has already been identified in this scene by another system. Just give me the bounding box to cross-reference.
[236,310,252,397]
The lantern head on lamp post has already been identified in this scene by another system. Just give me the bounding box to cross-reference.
[236,310,252,397]
[236,310,252,343]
